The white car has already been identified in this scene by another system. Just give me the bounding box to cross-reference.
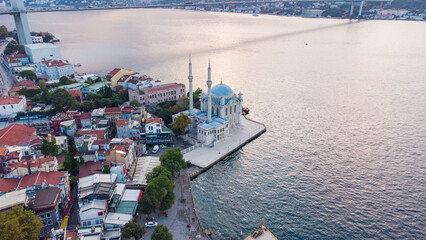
[145,221,158,228]
[151,145,159,154]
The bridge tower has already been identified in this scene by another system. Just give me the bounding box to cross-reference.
[358,1,364,17]
[11,0,32,45]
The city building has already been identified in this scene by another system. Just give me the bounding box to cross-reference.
[33,187,63,238]
[104,107,121,123]
[32,35,43,43]
[105,68,134,88]
[0,189,27,212]
[78,174,117,205]
[37,59,74,80]
[116,119,130,138]
[5,156,58,178]
[79,161,103,178]
[24,43,62,63]
[68,90,83,103]
[55,136,68,154]
[116,73,161,90]
[81,81,105,96]
[128,83,186,106]
[105,145,134,170]
[2,53,30,71]
[79,199,108,227]
[0,95,27,118]
[60,119,77,137]
[173,59,242,145]
[8,80,40,96]
[0,124,40,147]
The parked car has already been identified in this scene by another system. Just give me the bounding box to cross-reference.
[152,145,159,154]
[145,221,158,228]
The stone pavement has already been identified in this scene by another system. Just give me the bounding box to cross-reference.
[184,118,266,168]
[137,169,209,240]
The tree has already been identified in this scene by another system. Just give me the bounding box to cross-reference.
[42,33,53,43]
[59,76,73,86]
[51,89,77,112]
[122,222,146,240]
[130,100,141,107]
[139,194,159,215]
[38,79,47,89]
[4,40,18,55]
[0,25,8,40]
[160,148,186,174]
[155,108,173,125]
[161,191,175,211]
[0,206,43,240]
[151,224,173,240]
[171,113,191,136]
[102,85,113,98]
[63,154,79,175]
[19,70,37,80]
[118,89,129,101]
[102,166,111,174]
[40,138,58,157]
[145,166,172,183]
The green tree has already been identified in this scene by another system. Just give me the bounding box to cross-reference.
[40,88,52,104]
[0,206,43,240]
[160,148,186,174]
[171,113,191,136]
[63,154,79,175]
[161,191,175,211]
[118,89,129,101]
[38,79,47,89]
[144,183,167,203]
[42,33,53,43]
[59,76,73,86]
[122,221,146,240]
[51,89,77,112]
[19,70,37,80]
[18,88,42,98]
[102,85,113,98]
[130,100,141,107]
[39,138,58,157]
[139,194,159,215]
[102,166,111,174]
[151,224,173,240]
[4,40,18,55]
[0,25,8,40]
[145,166,172,183]
[155,108,173,125]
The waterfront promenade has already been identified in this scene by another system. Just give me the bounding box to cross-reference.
[184,117,266,170]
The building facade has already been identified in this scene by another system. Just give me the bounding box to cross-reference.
[128,83,186,106]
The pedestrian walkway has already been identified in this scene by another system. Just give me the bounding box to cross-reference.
[184,118,266,168]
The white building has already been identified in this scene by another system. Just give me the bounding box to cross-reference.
[104,213,133,229]
[0,96,27,117]
[116,119,131,138]
[60,120,77,137]
[55,136,68,154]
[31,36,43,43]
[173,59,243,146]
[79,199,108,227]
[38,59,75,80]
[24,43,62,63]
[145,117,163,134]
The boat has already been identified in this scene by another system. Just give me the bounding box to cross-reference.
[74,63,82,67]
[244,220,278,240]
[253,14,259,16]
[242,107,250,115]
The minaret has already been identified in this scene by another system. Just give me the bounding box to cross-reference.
[188,55,194,115]
[207,60,212,122]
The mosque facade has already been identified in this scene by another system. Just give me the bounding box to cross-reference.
[173,57,243,146]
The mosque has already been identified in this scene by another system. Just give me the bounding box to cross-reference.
[173,57,243,146]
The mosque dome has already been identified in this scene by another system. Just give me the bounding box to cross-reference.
[211,83,235,97]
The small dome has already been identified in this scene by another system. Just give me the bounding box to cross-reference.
[211,83,234,97]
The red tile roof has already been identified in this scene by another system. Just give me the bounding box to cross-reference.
[17,171,67,190]
[12,80,35,88]
[0,124,37,146]
[114,85,124,91]
[104,107,121,114]
[108,68,121,76]
[116,119,129,127]
[0,95,25,105]
[78,161,103,178]
[68,90,82,98]
[41,59,71,67]
[9,85,41,94]
[143,83,184,93]
[92,139,111,145]
[79,129,105,139]
[56,155,66,165]
[0,178,20,193]
[80,112,92,119]
[146,117,162,124]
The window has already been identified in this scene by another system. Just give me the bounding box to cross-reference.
[95,219,100,225]
[48,220,53,225]
[46,213,51,218]
[11,105,13,109]
[40,214,45,219]
[2,106,4,109]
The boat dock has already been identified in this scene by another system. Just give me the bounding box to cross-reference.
[184,117,266,179]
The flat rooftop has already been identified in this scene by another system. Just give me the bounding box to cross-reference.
[127,156,161,186]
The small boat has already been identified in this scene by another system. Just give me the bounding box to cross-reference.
[244,220,278,240]
[74,63,82,67]
[253,14,259,16]
[242,107,250,115]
